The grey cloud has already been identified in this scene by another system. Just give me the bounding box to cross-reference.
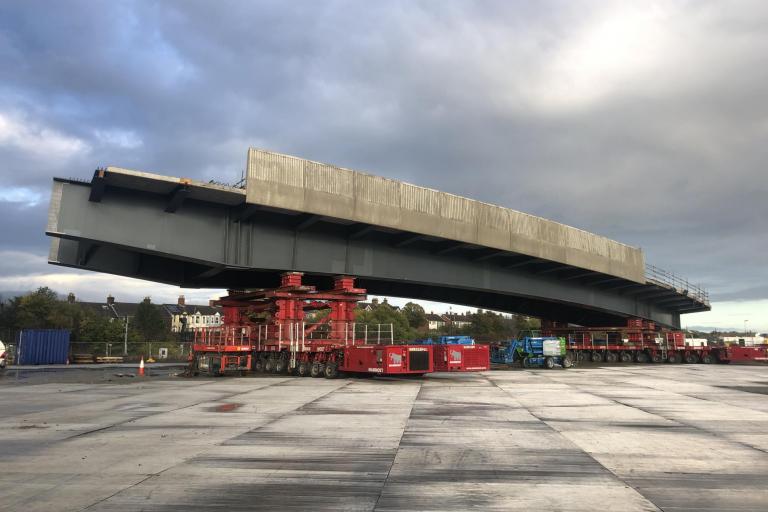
[0,0,766,305]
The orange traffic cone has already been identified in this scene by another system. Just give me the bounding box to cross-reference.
[138,357,145,377]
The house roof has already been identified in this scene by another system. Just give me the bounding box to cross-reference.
[78,302,118,318]
[162,304,220,316]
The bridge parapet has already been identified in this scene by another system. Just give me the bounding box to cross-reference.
[246,148,646,283]
[645,264,710,306]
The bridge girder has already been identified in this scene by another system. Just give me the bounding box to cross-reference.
[45,178,711,328]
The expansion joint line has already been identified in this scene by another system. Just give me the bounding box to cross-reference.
[372,381,423,511]
[483,373,665,512]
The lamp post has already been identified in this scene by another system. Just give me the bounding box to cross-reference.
[744,319,749,337]
[123,316,130,355]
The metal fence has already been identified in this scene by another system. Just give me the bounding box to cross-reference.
[645,264,710,305]
[192,322,396,350]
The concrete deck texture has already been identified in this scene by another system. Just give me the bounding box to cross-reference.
[1,366,767,511]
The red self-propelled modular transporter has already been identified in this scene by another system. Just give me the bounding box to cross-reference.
[541,319,768,365]
[190,272,433,377]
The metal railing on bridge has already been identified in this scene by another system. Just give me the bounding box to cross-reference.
[645,264,710,306]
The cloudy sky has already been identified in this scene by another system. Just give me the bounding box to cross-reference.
[1,1,766,330]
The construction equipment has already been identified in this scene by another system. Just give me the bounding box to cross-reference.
[491,336,573,369]
[190,272,434,377]
[541,319,749,364]
[414,336,490,372]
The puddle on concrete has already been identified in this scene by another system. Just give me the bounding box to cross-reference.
[212,403,242,413]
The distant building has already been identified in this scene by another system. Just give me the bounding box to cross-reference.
[443,312,472,329]
[76,294,141,322]
[68,293,221,332]
[162,296,222,333]
[721,334,765,346]
[426,313,446,330]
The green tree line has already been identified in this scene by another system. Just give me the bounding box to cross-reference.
[0,287,173,355]
[355,300,539,342]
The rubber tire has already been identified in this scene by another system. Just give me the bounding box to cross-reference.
[324,363,339,379]
[274,357,286,374]
[650,353,663,363]
[522,358,531,368]
[635,352,649,363]
[605,352,618,363]
[563,358,573,369]
[544,357,555,369]
[577,351,586,362]
[591,352,604,363]
[620,352,633,363]
[310,362,324,378]
[254,359,265,373]
[701,354,713,364]
[297,362,310,377]
[667,353,682,364]
[264,358,275,373]
[684,353,699,364]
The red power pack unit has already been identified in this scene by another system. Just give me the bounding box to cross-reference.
[717,346,768,363]
[433,344,490,372]
[341,345,433,375]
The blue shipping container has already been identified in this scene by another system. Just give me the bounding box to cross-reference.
[17,329,70,365]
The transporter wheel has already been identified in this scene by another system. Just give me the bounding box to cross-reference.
[324,363,339,379]
[254,358,265,373]
[264,357,275,373]
[701,354,714,364]
[522,358,531,368]
[619,352,633,363]
[605,352,618,363]
[684,353,699,364]
[310,362,324,378]
[650,352,663,363]
[563,358,573,369]
[667,352,682,364]
[297,361,310,377]
[544,357,555,369]
[591,352,604,363]
[635,352,649,364]
[577,351,587,362]
[274,357,287,374]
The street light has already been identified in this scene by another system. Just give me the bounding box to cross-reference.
[744,319,749,337]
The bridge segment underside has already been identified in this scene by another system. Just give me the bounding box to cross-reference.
[47,177,708,328]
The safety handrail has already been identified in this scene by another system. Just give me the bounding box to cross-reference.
[645,264,709,305]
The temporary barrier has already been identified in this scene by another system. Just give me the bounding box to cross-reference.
[17,329,70,365]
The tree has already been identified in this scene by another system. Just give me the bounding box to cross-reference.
[14,287,82,330]
[402,302,427,330]
[133,298,166,342]
[355,302,416,341]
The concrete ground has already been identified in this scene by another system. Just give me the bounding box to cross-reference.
[1,366,767,511]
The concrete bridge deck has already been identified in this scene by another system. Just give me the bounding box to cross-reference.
[46,150,709,327]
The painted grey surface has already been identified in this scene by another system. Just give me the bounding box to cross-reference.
[1,366,767,511]
[245,148,646,282]
[46,180,688,326]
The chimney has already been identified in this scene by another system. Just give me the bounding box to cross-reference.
[178,295,185,306]
[107,295,115,305]
[209,299,216,307]
[372,298,379,305]
[67,292,76,304]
